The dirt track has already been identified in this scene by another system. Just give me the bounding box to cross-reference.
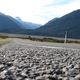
[14,38,80,49]
[0,38,80,80]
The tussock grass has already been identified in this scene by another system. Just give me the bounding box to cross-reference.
[0,38,11,46]
[26,36,80,44]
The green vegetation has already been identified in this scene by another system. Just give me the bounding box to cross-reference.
[0,35,80,44]
[0,37,11,46]
[26,36,80,43]
[0,36,8,39]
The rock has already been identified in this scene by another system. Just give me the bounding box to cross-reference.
[5,70,16,80]
[74,74,80,80]
[48,75,58,80]
[0,70,7,79]
[36,76,46,80]
[65,71,69,77]
[53,74,58,79]
[21,71,27,77]
[0,64,4,71]
[62,67,68,72]
[54,69,63,75]
[0,39,80,80]
[63,77,69,80]
[74,64,80,69]
[58,76,63,80]
[8,66,16,71]
[67,64,74,69]
[0,64,4,69]
[6,62,13,67]
[69,68,78,77]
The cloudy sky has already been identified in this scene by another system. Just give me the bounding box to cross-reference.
[0,0,80,24]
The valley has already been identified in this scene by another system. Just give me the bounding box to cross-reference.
[0,1,80,80]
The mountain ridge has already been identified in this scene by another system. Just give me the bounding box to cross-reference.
[15,17,41,29]
[0,13,33,34]
[33,9,80,39]
[0,10,80,39]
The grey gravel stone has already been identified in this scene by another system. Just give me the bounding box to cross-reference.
[0,39,80,80]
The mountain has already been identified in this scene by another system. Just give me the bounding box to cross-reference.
[0,13,32,34]
[34,9,80,39]
[15,17,41,29]
[0,10,80,39]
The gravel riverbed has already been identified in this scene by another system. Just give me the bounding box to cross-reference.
[0,39,80,80]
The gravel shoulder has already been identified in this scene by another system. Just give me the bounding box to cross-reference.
[0,38,80,80]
